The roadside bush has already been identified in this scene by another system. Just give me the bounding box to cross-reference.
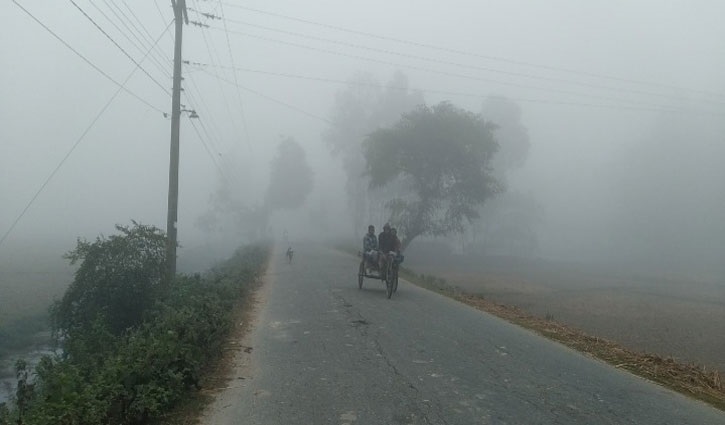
[0,224,269,425]
[53,222,167,341]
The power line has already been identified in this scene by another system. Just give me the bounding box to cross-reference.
[183,75,250,185]
[70,0,171,96]
[188,0,246,153]
[218,18,721,106]
[0,25,167,249]
[116,0,174,73]
[201,69,332,123]
[88,0,172,81]
[186,116,235,187]
[196,64,725,116]
[205,28,689,111]
[154,0,176,44]
[112,0,174,78]
[123,0,174,68]
[11,0,168,116]
[215,0,253,152]
[184,74,226,149]
[212,1,252,151]
[218,2,725,100]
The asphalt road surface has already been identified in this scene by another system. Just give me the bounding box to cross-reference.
[203,246,725,425]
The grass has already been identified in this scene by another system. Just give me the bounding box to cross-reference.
[399,267,725,412]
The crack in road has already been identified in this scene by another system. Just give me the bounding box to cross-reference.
[332,292,449,425]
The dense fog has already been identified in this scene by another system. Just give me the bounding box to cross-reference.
[2,0,724,279]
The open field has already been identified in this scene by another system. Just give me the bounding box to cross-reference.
[404,252,725,374]
[0,270,72,322]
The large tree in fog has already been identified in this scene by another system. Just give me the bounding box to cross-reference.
[481,96,530,175]
[265,137,314,212]
[468,96,541,256]
[364,102,502,249]
[323,71,424,234]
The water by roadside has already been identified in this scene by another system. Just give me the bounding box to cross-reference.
[0,334,55,405]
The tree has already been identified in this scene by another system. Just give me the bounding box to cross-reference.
[323,71,424,234]
[363,102,502,249]
[481,96,530,175]
[195,137,313,241]
[461,96,540,256]
[265,137,314,212]
[52,222,167,342]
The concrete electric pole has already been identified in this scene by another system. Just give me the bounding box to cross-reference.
[166,0,188,284]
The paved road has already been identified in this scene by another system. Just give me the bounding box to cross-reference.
[203,246,725,424]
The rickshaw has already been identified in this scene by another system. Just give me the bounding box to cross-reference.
[358,251,399,299]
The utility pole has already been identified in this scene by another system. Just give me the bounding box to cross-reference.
[166,0,188,284]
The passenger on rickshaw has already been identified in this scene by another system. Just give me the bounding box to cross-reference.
[391,227,404,265]
[378,223,398,278]
[362,225,379,272]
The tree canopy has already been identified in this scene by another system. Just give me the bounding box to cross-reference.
[323,71,424,234]
[53,222,167,340]
[363,102,502,248]
[481,96,530,175]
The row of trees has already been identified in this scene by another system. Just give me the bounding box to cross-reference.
[195,136,314,240]
[325,71,540,254]
[194,70,540,255]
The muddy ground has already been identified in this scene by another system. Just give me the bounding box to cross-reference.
[404,253,725,374]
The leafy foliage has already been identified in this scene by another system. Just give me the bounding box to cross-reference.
[53,222,167,341]
[324,71,424,233]
[364,102,502,248]
[0,225,269,425]
[480,96,530,175]
[463,97,540,256]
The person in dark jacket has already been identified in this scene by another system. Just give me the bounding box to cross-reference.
[377,223,395,276]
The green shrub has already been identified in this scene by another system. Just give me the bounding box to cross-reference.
[53,222,167,341]
[0,224,268,425]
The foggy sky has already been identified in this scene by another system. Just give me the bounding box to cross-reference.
[2,1,724,272]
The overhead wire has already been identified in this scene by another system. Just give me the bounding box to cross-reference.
[182,76,249,185]
[197,65,724,116]
[153,0,175,44]
[183,75,226,150]
[218,2,725,101]
[115,0,174,72]
[88,0,172,81]
[70,0,171,96]
[216,0,253,152]
[204,27,692,111]
[180,3,250,183]
[11,0,168,116]
[219,18,721,106]
[157,0,248,184]
[201,68,332,123]
[0,19,173,249]
[185,116,235,187]
[188,0,246,154]
[120,0,176,77]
